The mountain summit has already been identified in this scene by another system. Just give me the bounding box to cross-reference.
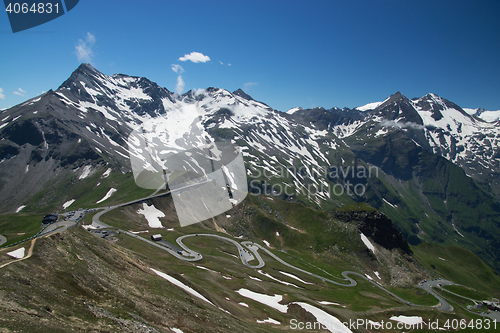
[232,88,254,101]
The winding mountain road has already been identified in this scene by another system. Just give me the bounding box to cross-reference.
[419,279,454,312]
[0,172,487,317]
[120,229,201,261]
[30,185,415,311]
[177,234,264,268]
[421,281,500,321]
[240,241,418,306]
[2,184,456,313]
[91,193,458,311]
[178,235,417,306]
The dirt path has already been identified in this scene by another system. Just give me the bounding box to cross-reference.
[0,238,36,269]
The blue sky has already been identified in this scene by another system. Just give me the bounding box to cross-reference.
[1,0,500,112]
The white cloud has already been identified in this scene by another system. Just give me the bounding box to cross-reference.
[243,82,257,90]
[13,87,25,96]
[75,32,96,63]
[171,64,184,74]
[219,61,224,65]
[175,76,185,94]
[171,64,185,94]
[380,119,424,130]
[179,52,210,63]
[0,88,4,99]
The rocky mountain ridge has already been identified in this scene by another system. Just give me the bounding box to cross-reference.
[0,63,499,271]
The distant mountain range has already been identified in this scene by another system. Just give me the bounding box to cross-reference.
[355,100,500,123]
[1,63,499,271]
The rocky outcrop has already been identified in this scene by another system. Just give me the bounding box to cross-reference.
[333,210,412,255]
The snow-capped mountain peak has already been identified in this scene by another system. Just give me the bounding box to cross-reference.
[463,107,500,122]
[2,65,500,207]
[355,101,383,111]
[286,107,303,115]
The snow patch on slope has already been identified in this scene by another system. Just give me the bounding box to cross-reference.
[235,289,288,313]
[7,247,25,259]
[137,203,165,228]
[63,199,75,209]
[102,168,112,178]
[293,302,352,333]
[279,271,313,285]
[390,315,424,326]
[96,188,117,204]
[151,268,214,306]
[78,165,92,179]
[360,233,375,252]
[256,318,280,325]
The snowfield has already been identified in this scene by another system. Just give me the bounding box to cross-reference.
[78,165,92,179]
[256,317,280,325]
[137,203,165,228]
[235,288,288,313]
[390,315,424,325]
[15,205,26,213]
[102,168,112,178]
[236,288,351,333]
[293,302,352,333]
[258,270,300,288]
[360,233,375,252]
[96,188,117,204]
[318,301,346,308]
[151,268,214,306]
[7,247,25,259]
[279,271,313,285]
[63,199,75,209]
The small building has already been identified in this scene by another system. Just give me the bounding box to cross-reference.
[483,301,500,311]
[151,234,162,241]
[42,214,58,225]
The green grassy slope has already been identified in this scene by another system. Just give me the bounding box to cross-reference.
[0,213,44,247]
[22,169,153,214]
[412,243,500,298]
